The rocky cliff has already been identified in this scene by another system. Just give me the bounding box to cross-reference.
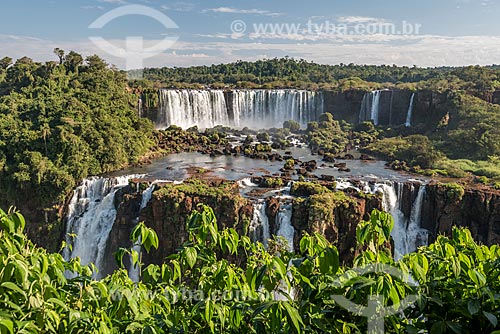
[422,182,500,246]
[138,179,252,265]
[93,179,500,272]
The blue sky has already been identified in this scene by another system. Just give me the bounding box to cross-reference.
[1,0,499,68]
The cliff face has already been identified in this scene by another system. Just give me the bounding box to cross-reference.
[137,179,253,265]
[323,89,451,130]
[141,88,451,130]
[291,190,382,263]
[422,183,500,246]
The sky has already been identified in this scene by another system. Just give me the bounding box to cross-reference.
[1,0,500,68]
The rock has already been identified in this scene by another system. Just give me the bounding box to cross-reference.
[297,168,309,176]
[334,163,347,169]
[343,154,355,160]
[320,174,336,181]
[300,160,317,172]
[323,153,336,163]
[360,154,374,161]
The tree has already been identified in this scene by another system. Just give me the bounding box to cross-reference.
[0,56,12,70]
[53,48,65,64]
[64,51,83,73]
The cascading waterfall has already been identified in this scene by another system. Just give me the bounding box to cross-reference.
[63,175,142,279]
[154,89,323,129]
[249,202,271,248]
[405,93,416,127]
[276,203,294,252]
[405,186,428,254]
[157,90,229,129]
[370,90,382,126]
[372,182,428,259]
[129,183,157,282]
[359,90,383,125]
[232,90,323,129]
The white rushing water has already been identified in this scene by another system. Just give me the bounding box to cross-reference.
[129,183,157,282]
[64,175,143,278]
[405,186,428,255]
[276,203,294,252]
[157,90,229,129]
[372,182,428,259]
[335,179,429,259]
[359,90,383,125]
[405,93,416,127]
[232,90,324,129]
[250,202,271,248]
[155,89,324,129]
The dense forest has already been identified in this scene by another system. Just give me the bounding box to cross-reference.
[0,52,154,212]
[134,57,500,95]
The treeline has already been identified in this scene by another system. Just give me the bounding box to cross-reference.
[0,51,154,210]
[134,57,500,94]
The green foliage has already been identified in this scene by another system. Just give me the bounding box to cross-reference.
[365,135,442,169]
[256,132,270,142]
[306,113,349,154]
[136,58,500,95]
[440,182,466,202]
[290,182,330,196]
[261,177,284,188]
[442,95,500,161]
[0,206,499,333]
[284,159,295,170]
[283,120,301,132]
[0,53,154,209]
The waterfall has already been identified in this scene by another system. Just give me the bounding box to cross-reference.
[232,90,323,129]
[368,182,429,259]
[404,186,428,254]
[370,90,382,126]
[138,97,143,118]
[250,202,271,248]
[156,90,229,129]
[405,93,416,127]
[154,89,323,129]
[276,203,294,252]
[63,175,142,279]
[129,183,157,282]
[359,90,382,125]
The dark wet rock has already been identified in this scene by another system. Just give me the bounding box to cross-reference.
[323,153,336,163]
[360,154,374,161]
[320,174,336,181]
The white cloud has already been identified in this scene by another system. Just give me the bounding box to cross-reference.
[98,0,128,4]
[1,33,500,69]
[204,7,282,17]
[337,16,388,24]
[81,5,105,10]
[160,2,195,12]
